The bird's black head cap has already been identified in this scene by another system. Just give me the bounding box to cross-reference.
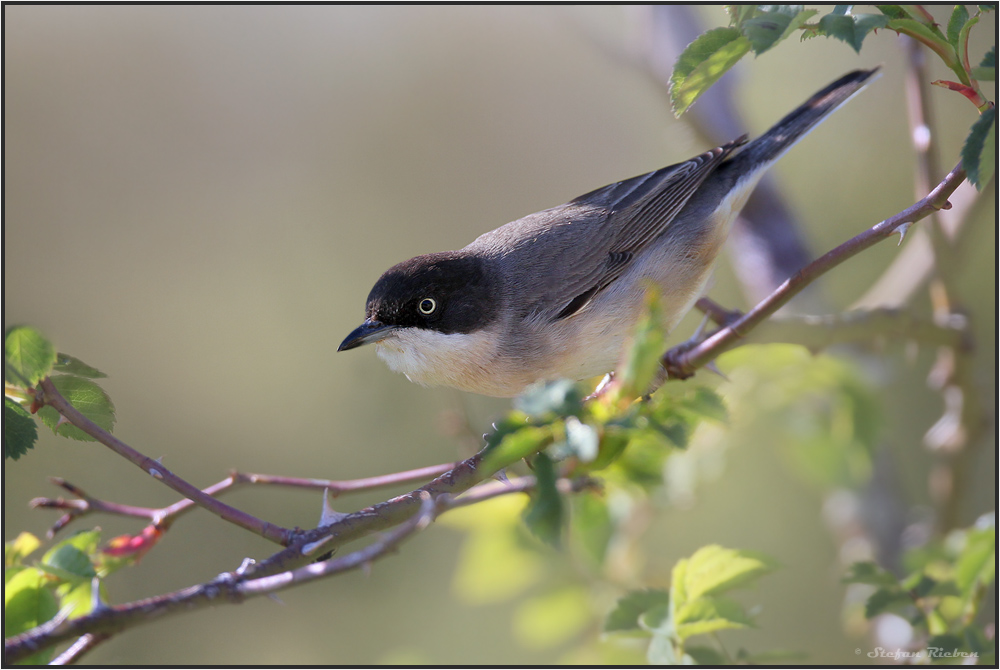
[365,252,500,334]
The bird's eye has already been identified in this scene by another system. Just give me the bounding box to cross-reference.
[418,298,437,315]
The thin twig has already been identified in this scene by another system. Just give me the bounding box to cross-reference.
[37,378,292,546]
[662,163,967,379]
[5,475,590,663]
[48,633,113,666]
[30,463,457,538]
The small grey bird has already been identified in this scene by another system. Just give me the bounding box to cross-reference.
[339,69,878,397]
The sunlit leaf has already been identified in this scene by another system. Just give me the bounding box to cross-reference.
[672,545,777,606]
[480,424,551,475]
[670,27,752,116]
[4,325,56,387]
[5,532,41,567]
[954,527,995,597]
[36,375,116,441]
[53,353,107,379]
[4,567,58,664]
[674,595,754,640]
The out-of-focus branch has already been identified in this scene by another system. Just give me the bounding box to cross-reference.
[663,162,967,379]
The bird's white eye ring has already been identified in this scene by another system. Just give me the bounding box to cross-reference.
[418,298,437,315]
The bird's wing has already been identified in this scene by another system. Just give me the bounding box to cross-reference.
[493,138,745,322]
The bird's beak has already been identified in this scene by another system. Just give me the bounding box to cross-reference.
[338,319,398,352]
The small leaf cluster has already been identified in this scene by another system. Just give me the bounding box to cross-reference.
[4,529,126,665]
[605,545,783,665]
[671,5,995,188]
[480,291,727,547]
[844,514,996,665]
[4,326,116,459]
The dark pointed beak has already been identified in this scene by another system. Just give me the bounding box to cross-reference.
[338,319,398,352]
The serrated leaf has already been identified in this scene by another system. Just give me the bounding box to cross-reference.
[53,353,107,379]
[726,4,758,27]
[670,27,752,116]
[605,588,671,632]
[741,7,817,55]
[672,545,778,606]
[961,107,996,189]
[674,595,754,640]
[4,325,57,387]
[522,453,564,547]
[843,560,899,586]
[947,5,971,48]
[818,11,889,53]
[4,398,38,460]
[3,567,59,664]
[5,532,41,567]
[36,375,116,441]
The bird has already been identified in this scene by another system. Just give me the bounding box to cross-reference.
[339,68,879,397]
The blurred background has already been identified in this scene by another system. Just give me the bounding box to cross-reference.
[5,5,995,664]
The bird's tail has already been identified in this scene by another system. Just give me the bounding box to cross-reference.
[727,67,880,173]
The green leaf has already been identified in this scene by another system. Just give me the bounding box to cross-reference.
[674,595,755,640]
[672,545,777,606]
[726,4,758,26]
[605,588,670,632]
[4,567,59,664]
[4,398,37,460]
[961,107,996,189]
[741,7,817,55]
[843,561,899,586]
[972,45,995,80]
[864,586,912,618]
[670,27,752,116]
[954,527,995,597]
[4,325,57,387]
[5,532,41,567]
[522,453,564,547]
[618,288,666,398]
[685,646,728,665]
[818,11,889,53]
[53,353,107,379]
[481,422,551,475]
[36,375,117,441]
[40,545,96,582]
[947,4,971,48]
[514,379,583,419]
[571,492,613,568]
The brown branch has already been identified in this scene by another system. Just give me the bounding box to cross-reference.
[48,633,113,666]
[662,162,967,379]
[30,463,457,538]
[36,378,292,546]
[5,475,591,663]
